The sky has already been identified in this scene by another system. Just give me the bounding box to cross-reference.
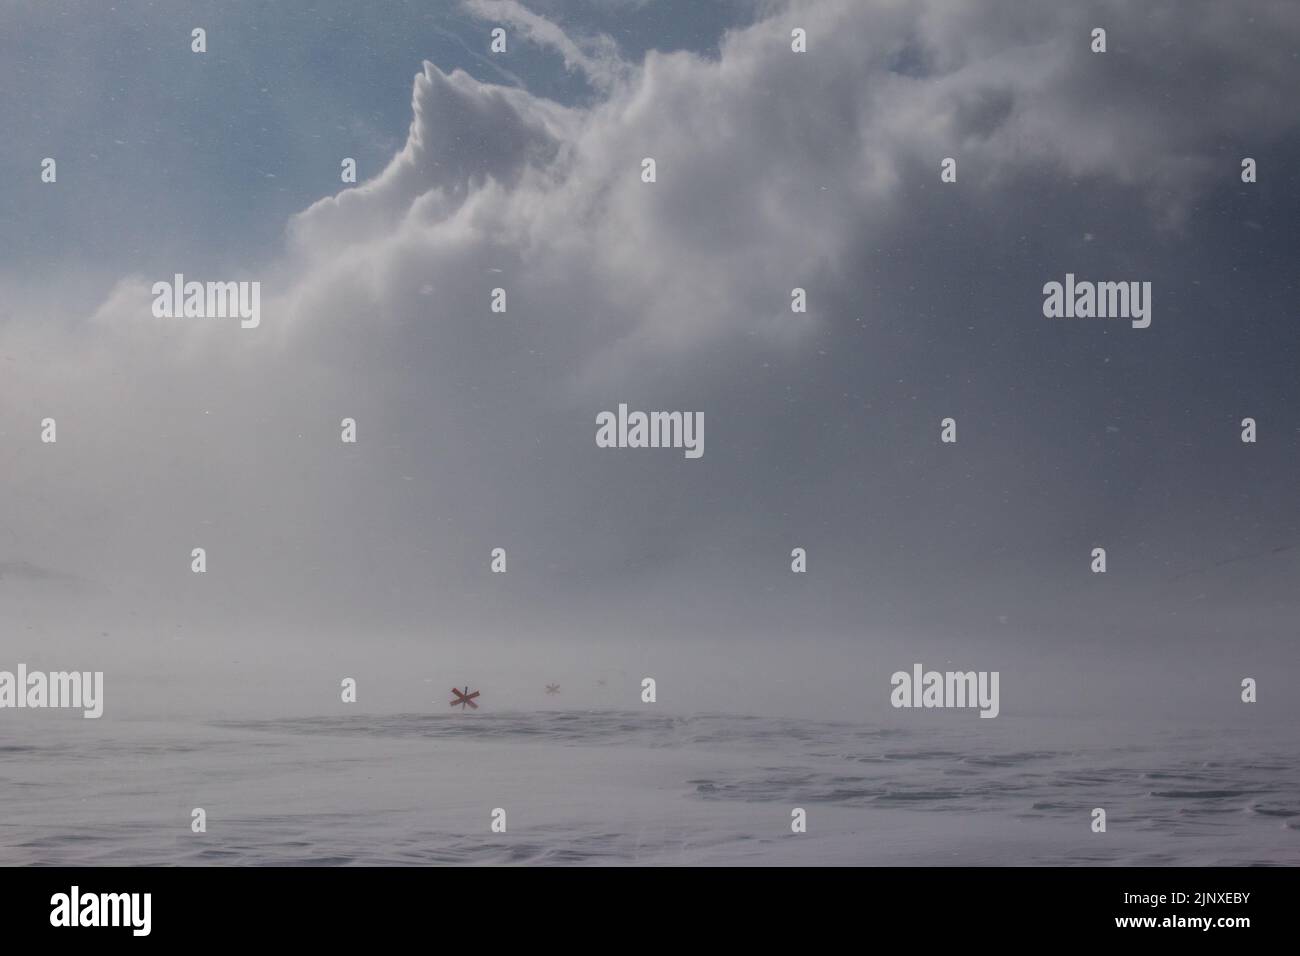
[1,0,1298,723]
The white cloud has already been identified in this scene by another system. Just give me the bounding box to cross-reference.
[463,0,632,91]
[4,0,1300,651]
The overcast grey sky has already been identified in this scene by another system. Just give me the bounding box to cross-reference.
[1,0,1298,722]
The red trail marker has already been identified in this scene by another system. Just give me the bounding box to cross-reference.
[450,687,480,710]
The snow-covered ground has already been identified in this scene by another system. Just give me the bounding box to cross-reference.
[1,710,1296,865]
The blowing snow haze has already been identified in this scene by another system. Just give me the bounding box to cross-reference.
[1,0,1298,723]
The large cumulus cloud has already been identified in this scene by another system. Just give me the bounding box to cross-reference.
[3,0,1299,716]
